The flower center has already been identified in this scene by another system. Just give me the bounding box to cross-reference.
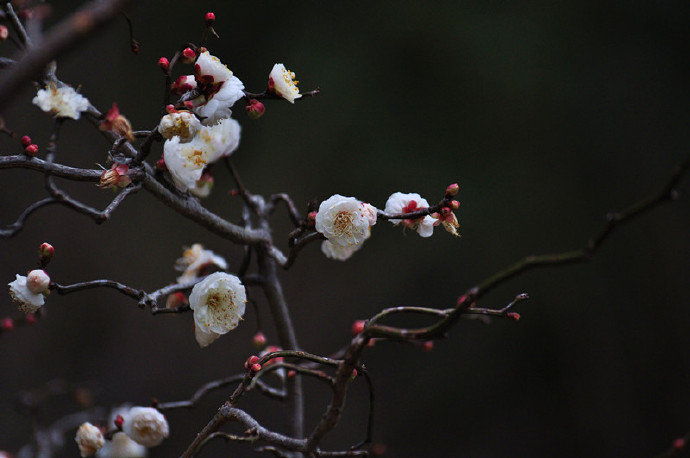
[333,211,355,236]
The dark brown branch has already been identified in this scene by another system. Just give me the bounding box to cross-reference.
[51,280,144,301]
[266,193,302,227]
[0,0,136,107]
[0,197,59,238]
[0,154,104,181]
[1,3,32,48]
[280,231,325,269]
[243,88,320,102]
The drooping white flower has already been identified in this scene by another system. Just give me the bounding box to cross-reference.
[195,51,233,85]
[75,422,105,457]
[192,75,245,125]
[321,227,370,261]
[33,83,90,120]
[96,433,148,458]
[194,321,221,348]
[175,243,227,283]
[121,407,169,448]
[315,195,376,247]
[384,192,435,238]
[163,118,241,191]
[8,272,48,314]
[97,406,147,458]
[158,111,202,142]
[268,63,302,103]
[189,272,246,345]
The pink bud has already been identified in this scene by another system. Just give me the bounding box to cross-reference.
[440,207,452,218]
[450,200,460,210]
[422,341,434,352]
[156,156,167,170]
[245,355,260,369]
[673,438,686,450]
[39,242,54,264]
[26,270,50,294]
[446,183,459,197]
[158,57,170,73]
[307,211,317,226]
[25,314,37,325]
[114,414,124,429]
[20,135,32,147]
[287,370,296,378]
[24,144,38,157]
[182,101,194,110]
[0,25,8,41]
[0,317,14,331]
[165,104,176,113]
[205,12,215,25]
[181,47,196,63]
[250,363,262,373]
[252,332,267,349]
[245,99,265,119]
[351,320,365,336]
[507,312,521,321]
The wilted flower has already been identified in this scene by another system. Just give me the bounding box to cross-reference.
[268,63,301,103]
[163,118,241,191]
[315,195,375,247]
[158,111,202,142]
[175,243,227,283]
[432,207,460,237]
[99,163,131,190]
[8,270,49,314]
[384,192,435,238]
[75,422,105,457]
[121,407,169,447]
[33,83,90,120]
[99,103,134,141]
[189,272,246,347]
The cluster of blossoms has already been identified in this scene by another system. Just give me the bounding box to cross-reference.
[314,186,460,261]
[74,406,168,457]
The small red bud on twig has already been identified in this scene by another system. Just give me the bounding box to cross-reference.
[182,101,194,110]
[450,200,460,210]
[306,211,317,226]
[0,25,8,41]
[156,156,167,171]
[351,320,365,335]
[205,12,215,26]
[1,317,14,331]
[181,47,196,63]
[24,144,38,157]
[158,57,169,73]
[245,99,265,119]
[672,438,686,451]
[252,332,267,349]
[287,370,296,378]
[244,355,260,369]
[165,104,176,114]
[20,136,32,147]
[114,414,124,429]
[422,341,434,352]
[250,363,262,373]
[446,183,459,197]
[507,312,520,321]
[25,314,37,325]
[39,242,54,266]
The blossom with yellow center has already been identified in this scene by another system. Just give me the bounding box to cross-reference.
[32,83,90,119]
[315,195,376,247]
[268,63,302,103]
[189,272,246,347]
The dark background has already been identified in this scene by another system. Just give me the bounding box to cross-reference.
[2,1,690,456]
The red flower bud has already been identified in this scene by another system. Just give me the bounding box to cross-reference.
[39,242,54,265]
[114,414,124,429]
[165,104,176,114]
[422,341,434,352]
[182,101,194,110]
[181,47,196,63]
[450,200,460,210]
[245,355,260,369]
[250,363,262,373]
[0,25,8,41]
[25,314,37,325]
[245,99,265,119]
[252,332,267,349]
[156,156,167,171]
[1,317,14,331]
[673,438,686,451]
[158,57,170,73]
[351,320,365,335]
[306,211,317,226]
[507,312,521,321]
[445,183,459,197]
[20,135,32,147]
[205,12,215,26]
[24,144,38,157]
[287,370,296,378]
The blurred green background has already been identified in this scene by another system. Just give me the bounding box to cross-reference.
[2,1,690,456]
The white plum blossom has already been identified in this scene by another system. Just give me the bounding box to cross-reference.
[195,51,232,85]
[176,243,227,283]
[192,75,245,125]
[8,270,50,314]
[315,195,376,247]
[268,63,302,103]
[158,111,202,142]
[189,272,246,347]
[384,192,435,238]
[33,83,90,119]
[321,227,370,261]
[75,422,105,457]
[163,118,241,191]
[96,433,147,458]
[194,321,221,347]
[121,407,169,447]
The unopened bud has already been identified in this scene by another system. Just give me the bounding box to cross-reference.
[165,104,176,114]
[25,313,37,325]
[181,47,196,63]
[245,99,265,119]
[507,312,520,321]
[26,270,50,294]
[39,242,54,265]
[0,25,8,41]
[1,317,14,331]
[114,414,124,429]
[351,320,365,335]
[350,368,358,381]
[245,355,260,369]
[252,332,267,349]
[250,363,262,373]
[422,341,434,352]
[450,200,460,210]
[24,144,38,157]
[287,370,296,378]
[673,438,686,451]
[182,101,194,110]
[306,211,317,226]
[158,57,170,73]
[20,135,32,147]
[445,183,459,197]
[156,156,167,170]
[205,12,216,25]
[165,292,188,309]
